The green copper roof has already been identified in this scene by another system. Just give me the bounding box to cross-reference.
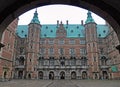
[30,10,40,24]
[97,25,109,38]
[85,11,95,24]
[16,25,28,38]
[16,24,109,38]
[41,24,85,38]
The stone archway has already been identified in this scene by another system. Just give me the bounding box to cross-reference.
[49,71,54,80]
[60,71,65,79]
[82,71,87,79]
[71,71,76,79]
[38,71,43,79]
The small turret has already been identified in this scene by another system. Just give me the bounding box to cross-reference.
[30,9,40,24]
[85,11,95,24]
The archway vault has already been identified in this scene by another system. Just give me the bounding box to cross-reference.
[0,0,120,41]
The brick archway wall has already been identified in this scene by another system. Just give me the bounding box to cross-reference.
[0,0,120,41]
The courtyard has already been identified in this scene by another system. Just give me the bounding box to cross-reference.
[0,80,120,87]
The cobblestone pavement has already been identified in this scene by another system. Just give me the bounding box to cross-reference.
[0,80,120,87]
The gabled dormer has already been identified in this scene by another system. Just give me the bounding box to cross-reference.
[56,21,67,38]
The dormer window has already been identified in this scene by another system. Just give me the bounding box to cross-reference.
[44,34,47,37]
[77,26,79,29]
[71,30,73,33]
[78,34,81,37]
[99,34,101,37]
[50,30,53,33]
[21,30,24,33]
[46,26,48,29]
[103,30,106,33]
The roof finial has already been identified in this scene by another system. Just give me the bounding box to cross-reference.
[35,8,37,13]
[30,8,40,24]
[85,10,95,24]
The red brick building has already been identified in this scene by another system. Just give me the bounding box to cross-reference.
[1,10,120,80]
[13,10,120,80]
[0,19,18,81]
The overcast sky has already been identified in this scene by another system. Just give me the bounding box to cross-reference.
[18,4,105,25]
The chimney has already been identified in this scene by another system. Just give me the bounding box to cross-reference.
[66,20,68,25]
[81,20,84,25]
[57,20,59,27]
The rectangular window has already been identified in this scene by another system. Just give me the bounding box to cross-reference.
[49,48,54,55]
[40,39,46,44]
[20,47,24,54]
[58,39,64,44]
[69,39,75,44]
[58,48,64,55]
[80,48,86,55]
[80,40,86,44]
[69,48,75,56]
[40,48,46,55]
[100,48,103,54]
[48,39,54,44]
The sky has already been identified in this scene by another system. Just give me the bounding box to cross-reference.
[18,5,105,25]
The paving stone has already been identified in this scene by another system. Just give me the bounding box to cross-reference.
[0,80,120,87]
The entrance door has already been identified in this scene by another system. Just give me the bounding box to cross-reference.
[18,71,23,79]
[102,71,108,79]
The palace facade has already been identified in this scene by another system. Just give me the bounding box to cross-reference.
[12,10,120,80]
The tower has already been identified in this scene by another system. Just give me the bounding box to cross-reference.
[85,11,99,79]
[26,9,41,79]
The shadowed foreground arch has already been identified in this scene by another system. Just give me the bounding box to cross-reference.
[0,0,120,43]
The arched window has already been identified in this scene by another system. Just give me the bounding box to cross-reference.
[60,57,65,66]
[70,57,76,65]
[101,56,107,65]
[38,57,44,66]
[49,57,54,66]
[81,57,87,66]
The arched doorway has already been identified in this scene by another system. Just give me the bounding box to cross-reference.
[82,71,87,79]
[49,71,54,80]
[94,73,98,79]
[28,73,31,79]
[3,71,7,79]
[38,71,43,79]
[102,71,108,79]
[60,71,65,79]
[71,71,76,79]
[18,71,23,79]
